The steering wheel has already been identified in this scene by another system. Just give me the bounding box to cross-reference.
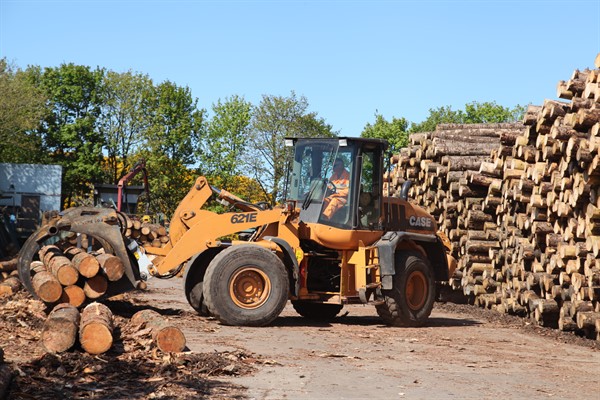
[326,180,337,195]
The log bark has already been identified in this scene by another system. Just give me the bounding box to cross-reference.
[59,285,86,308]
[0,276,21,297]
[42,303,80,353]
[32,269,63,303]
[38,245,63,265]
[79,302,114,355]
[71,251,100,278]
[47,255,79,286]
[83,275,108,299]
[95,253,125,281]
[576,311,600,330]
[130,309,186,353]
[0,257,17,272]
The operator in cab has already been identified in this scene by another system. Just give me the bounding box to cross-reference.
[322,157,350,220]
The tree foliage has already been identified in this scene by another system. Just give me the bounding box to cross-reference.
[0,58,529,219]
[199,95,251,188]
[247,91,335,204]
[31,63,106,207]
[360,113,409,155]
[410,101,525,133]
[146,81,204,166]
[0,58,47,163]
[98,70,153,183]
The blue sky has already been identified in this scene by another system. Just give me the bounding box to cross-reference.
[1,0,599,136]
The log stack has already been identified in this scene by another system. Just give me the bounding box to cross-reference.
[474,56,600,338]
[387,122,526,290]
[32,245,126,308]
[122,217,170,249]
[389,53,600,340]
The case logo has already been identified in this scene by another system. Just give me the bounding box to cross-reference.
[409,216,432,228]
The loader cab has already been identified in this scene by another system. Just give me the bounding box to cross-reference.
[285,137,387,230]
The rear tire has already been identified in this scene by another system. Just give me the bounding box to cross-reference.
[292,301,343,321]
[376,252,435,327]
[203,245,289,326]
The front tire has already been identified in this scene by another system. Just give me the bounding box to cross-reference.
[292,301,343,321]
[203,245,289,326]
[376,252,435,327]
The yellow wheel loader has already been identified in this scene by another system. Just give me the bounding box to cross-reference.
[17,137,456,327]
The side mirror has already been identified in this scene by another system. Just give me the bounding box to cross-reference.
[400,180,412,200]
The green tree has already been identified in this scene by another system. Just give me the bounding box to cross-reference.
[463,101,526,124]
[145,81,205,166]
[97,70,154,183]
[142,81,205,215]
[360,113,409,155]
[199,95,252,188]
[410,101,525,133]
[409,105,463,133]
[0,59,47,163]
[31,63,105,207]
[247,91,335,205]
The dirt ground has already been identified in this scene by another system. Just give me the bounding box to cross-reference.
[2,276,600,400]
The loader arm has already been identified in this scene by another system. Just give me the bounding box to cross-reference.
[143,175,289,276]
[148,208,285,276]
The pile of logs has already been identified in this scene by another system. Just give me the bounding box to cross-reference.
[31,244,126,308]
[472,55,600,338]
[0,258,20,297]
[387,122,526,278]
[123,218,170,249]
[389,53,600,340]
[41,302,186,355]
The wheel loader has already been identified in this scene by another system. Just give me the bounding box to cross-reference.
[17,137,457,327]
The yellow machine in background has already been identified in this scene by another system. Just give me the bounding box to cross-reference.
[18,137,455,327]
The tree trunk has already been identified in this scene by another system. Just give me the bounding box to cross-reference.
[0,276,21,297]
[71,251,100,278]
[130,309,186,353]
[79,302,114,355]
[83,275,108,299]
[42,303,80,353]
[32,269,63,303]
[47,255,79,286]
[95,254,125,281]
[59,285,86,308]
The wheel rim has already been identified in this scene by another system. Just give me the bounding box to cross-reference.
[406,270,427,311]
[229,267,271,309]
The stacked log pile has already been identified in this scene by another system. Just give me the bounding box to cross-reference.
[31,244,126,307]
[474,56,600,338]
[389,53,600,340]
[387,122,527,290]
[123,217,170,249]
[40,301,186,355]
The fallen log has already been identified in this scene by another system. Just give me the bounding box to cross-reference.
[32,268,63,304]
[130,309,186,353]
[83,275,108,300]
[0,276,21,297]
[47,255,79,286]
[42,303,81,353]
[95,254,125,281]
[79,302,113,355]
[59,285,86,308]
[71,251,100,278]
[0,257,17,272]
